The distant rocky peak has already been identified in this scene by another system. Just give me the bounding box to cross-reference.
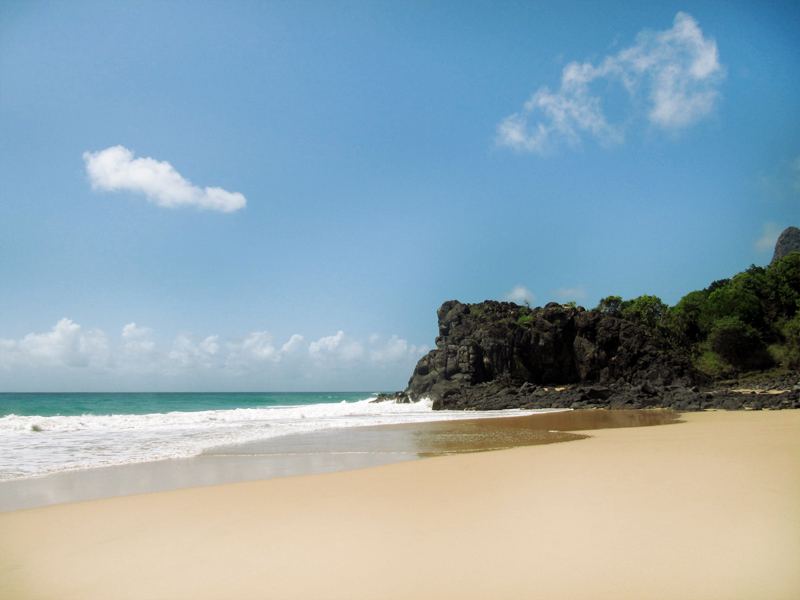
[772,226,800,264]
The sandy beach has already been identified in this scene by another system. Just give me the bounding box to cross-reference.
[1,409,798,600]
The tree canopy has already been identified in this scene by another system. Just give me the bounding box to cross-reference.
[595,251,800,377]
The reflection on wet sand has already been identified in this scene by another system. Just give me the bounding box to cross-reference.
[385,409,681,456]
[205,409,680,459]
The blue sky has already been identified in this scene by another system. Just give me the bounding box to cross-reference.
[1,0,798,391]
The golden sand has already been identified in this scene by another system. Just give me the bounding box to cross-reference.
[1,410,798,600]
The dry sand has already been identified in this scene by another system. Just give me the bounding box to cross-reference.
[1,410,798,600]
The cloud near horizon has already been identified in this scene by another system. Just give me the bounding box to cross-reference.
[503,285,537,304]
[0,318,109,369]
[83,146,246,212]
[0,320,429,387]
[497,12,725,153]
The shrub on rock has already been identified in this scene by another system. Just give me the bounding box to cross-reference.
[708,316,772,370]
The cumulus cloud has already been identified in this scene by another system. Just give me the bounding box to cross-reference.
[168,333,220,368]
[0,320,427,389]
[118,322,158,371]
[281,334,307,355]
[122,323,155,353]
[309,331,365,366]
[503,285,537,304]
[754,221,784,252]
[369,335,429,366]
[223,333,312,372]
[224,331,281,373]
[556,285,588,302]
[497,12,725,153]
[0,318,108,369]
[236,331,280,361]
[83,146,246,212]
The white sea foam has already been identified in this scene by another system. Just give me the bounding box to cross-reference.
[0,398,552,480]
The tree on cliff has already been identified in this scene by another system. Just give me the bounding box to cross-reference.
[601,249,800,376]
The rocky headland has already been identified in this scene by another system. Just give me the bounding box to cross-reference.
[375,299,800,412]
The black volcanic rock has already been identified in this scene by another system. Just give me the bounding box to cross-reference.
[374,299,800,412]
[421,379,799,412]
[372,391,412,404]
[772,226,800,264]
[405,300,696,406]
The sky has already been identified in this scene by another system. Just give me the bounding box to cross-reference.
[1,0,798,392]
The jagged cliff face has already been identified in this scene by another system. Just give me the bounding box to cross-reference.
[772,226,800,264]
[405,300,693,401]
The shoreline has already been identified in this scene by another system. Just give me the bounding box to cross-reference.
[0,408,675,512]
[1,409,798,599]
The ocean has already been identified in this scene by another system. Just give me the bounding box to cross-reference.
[0,392,540,481]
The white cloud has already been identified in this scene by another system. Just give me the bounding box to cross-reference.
[369,335,429,366]
[0,318,108,369]
[83,146,246,212]
[168,333,220,368]
[556,285,588,302]
[117,323,159,372]
[236,332,279,362]
[18,318,83,365]
[497,12,724,153]
[281,334,307,355]
[309,331,365,366]
[121,323,155,353]
[122,322,151,340]
[503,285,537,304]
[224,333,310,375]
[0,320,428,390]
[754,221,784,252]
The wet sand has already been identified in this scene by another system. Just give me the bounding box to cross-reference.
[1,410,798,599]
[0,409,676,512]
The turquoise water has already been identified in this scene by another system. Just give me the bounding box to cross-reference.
[0,392,377,418]
[0,392,540,481]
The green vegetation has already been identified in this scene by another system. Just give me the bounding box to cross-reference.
[596,252,800,377]
[517,304,533,325]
